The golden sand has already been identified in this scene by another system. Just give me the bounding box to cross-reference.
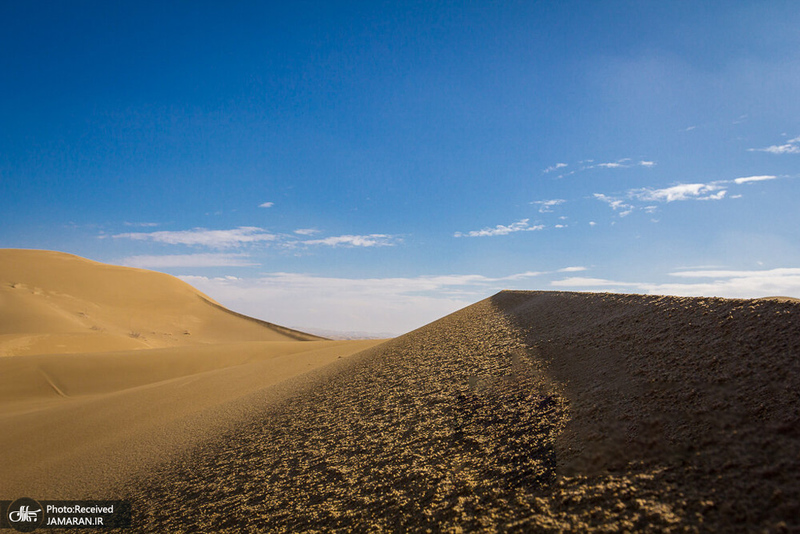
[0,250,382,497]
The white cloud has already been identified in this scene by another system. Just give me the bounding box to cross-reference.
[668,268,800,279]
[112,227,278,249]
[558,266,588,273]
[551,268,800,300]
[589,221,597,226]
[259,202,274,208]
[547,158,655,178]
[748,136,800,154]
[593,159,655,170]
[631,183,726,202]
[593,194,634,216]
[454,219,544,237]
[597,162,623,168]
[551,277,639,288]
[111,226,403,251]
[593,174,786,217]
[531,199,566,213]
[303,234,399,247]
[124,222,160,228]
[733,175,778,184]
[121,253,257,268]
[178,270,549,336]
[543,163,568,173]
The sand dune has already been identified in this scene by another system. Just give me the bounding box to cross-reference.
[0,249,320,357]
[0,249,384,498]
[117,291,800,532]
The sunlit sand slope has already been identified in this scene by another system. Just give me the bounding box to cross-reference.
[122,291,800,532]
[0,249,386,498]
[0,249,320,356]
[0,338,383,497]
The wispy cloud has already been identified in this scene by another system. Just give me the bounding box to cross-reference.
[748,136,800,154]
[551,277,640,288]
[631,183,726,202]
[178,269,551,335]
[593,194,634,216]
[531,199,566,213]
[124,222,160,228]
[121,253,257,268]
[112,227,278,249]
[294,228,320,236]
[733,175,778,184]
[551,268,800,299]
[593,175,786,217]
[668,267,800,279]
[454,219,544,237]
[259,202,274,208]
[303,234,399,247]
[593,159,655,170]
[110,225,402,251]
[546,158,655,178]
[558,266,588,273]
[543,163,568,173]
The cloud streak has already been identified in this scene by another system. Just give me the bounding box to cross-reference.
[531,199,566,213]
[631,183,726,202]
[733,175,778,184]
[113,227,278,249]
[543,163,568,173]
[303,234,400,247]
[593,175,786,216]
[178,270,550,335]
[748,136,800,154]
[551,268,800,299]
[454,219,544,237]
[110,226,401,250]
[121,253,258,268]
[593,194,634,216]
[545,158,655,178]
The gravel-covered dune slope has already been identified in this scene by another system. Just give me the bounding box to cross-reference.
[117,290,800,532]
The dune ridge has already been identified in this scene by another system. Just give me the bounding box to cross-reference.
[118,291,800,532]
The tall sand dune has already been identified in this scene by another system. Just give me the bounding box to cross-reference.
[117,291,800,532]
[0,249,384,498]
[0,249,320,357]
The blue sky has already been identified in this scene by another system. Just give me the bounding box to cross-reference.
[2,1,799,335]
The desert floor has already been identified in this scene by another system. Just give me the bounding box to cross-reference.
[2,250,799,532]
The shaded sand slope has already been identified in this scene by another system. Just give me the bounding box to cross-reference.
[0,249,320,356]
[120,291,800,532]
